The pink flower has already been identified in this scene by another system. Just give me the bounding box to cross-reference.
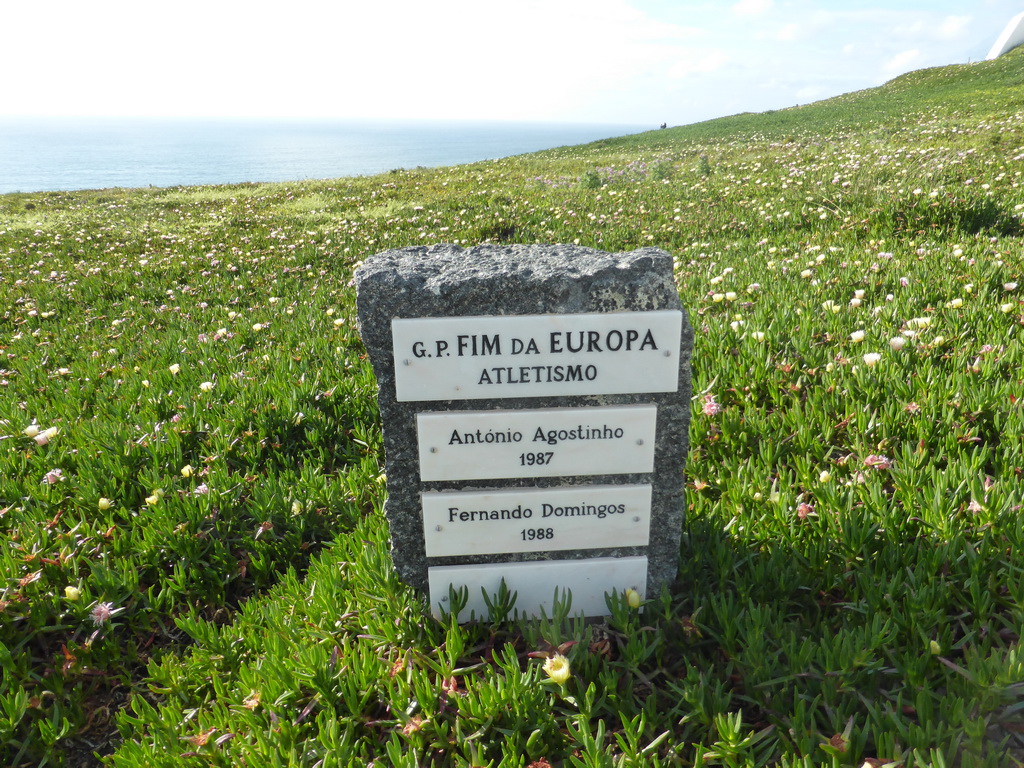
[42,468,63,485]
[702,394,723,416]
[796,502,815,519]
[863,454,892,470]
[90,602,115,626]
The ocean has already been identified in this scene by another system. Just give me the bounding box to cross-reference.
[0,118,648,195]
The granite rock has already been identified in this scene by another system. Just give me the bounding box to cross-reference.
[355,243,692,598]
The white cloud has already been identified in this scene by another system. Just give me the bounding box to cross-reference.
[796,86,827,101]
[733,0,773,17]
[777,23,800,41]
[937,15,972,40]
[668,50,730,79]
[882,48,923,75]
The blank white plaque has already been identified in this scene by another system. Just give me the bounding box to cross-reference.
[428,556,648,620]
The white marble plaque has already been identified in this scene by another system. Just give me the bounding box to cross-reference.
[428,556,648,620]
[392,310,682,402]
[422,484,651,557]
[417,405,656,482]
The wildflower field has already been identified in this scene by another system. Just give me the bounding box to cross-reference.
[3,50,1024,768]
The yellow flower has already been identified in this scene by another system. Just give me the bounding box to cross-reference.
[98,497,113,510]
[543,654,571,684]
[64,586,81,601]
[625,588,642,609]
[181,464,194,478]
[23,424,40,438]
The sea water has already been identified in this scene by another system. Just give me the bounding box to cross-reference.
[0,118,648,194]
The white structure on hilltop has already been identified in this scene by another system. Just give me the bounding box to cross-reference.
[988,11,1024,59]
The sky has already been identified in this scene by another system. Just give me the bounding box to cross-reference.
[1,0,1022,127]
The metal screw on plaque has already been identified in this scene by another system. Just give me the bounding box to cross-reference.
[403,359,411,366]
[664,350,672,356]
[633,516,641,522]
[441,596,448,602]
[430,447,437,453]
[435,525,443,531]
[637,439,644,445]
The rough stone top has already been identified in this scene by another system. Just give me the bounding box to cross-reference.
[355,244,679,315]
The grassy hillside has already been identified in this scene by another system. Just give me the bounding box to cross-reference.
[2,49,1024,767]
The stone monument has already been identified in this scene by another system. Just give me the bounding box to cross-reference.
[355,244,692,620]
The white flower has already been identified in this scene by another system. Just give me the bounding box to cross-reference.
[23,424,40,438]
[822,300,840,313]
[712,293,725,303]
[252,323,265,332]
[1005,282,1018,292]
[863,352,882,367]
[906,317,931,329]
[850,330,866,343]
[800,269,813,279]
[199,381,214,392]
[849,298,862,308]
[34,427,58,446]
[169,364,181,375]
[709,275,724,285]
[889,336,907,351]
[946,298,964,309]
[854,290,865,299]
[819,470,831,483]
[724,291,737,302]
[752,331,765,343]
[543,654,571,684]
[1001,303,1014,313]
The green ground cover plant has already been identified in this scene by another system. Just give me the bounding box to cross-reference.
[2,49,1024,767]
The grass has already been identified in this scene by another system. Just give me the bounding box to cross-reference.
[2,48,1024,767]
